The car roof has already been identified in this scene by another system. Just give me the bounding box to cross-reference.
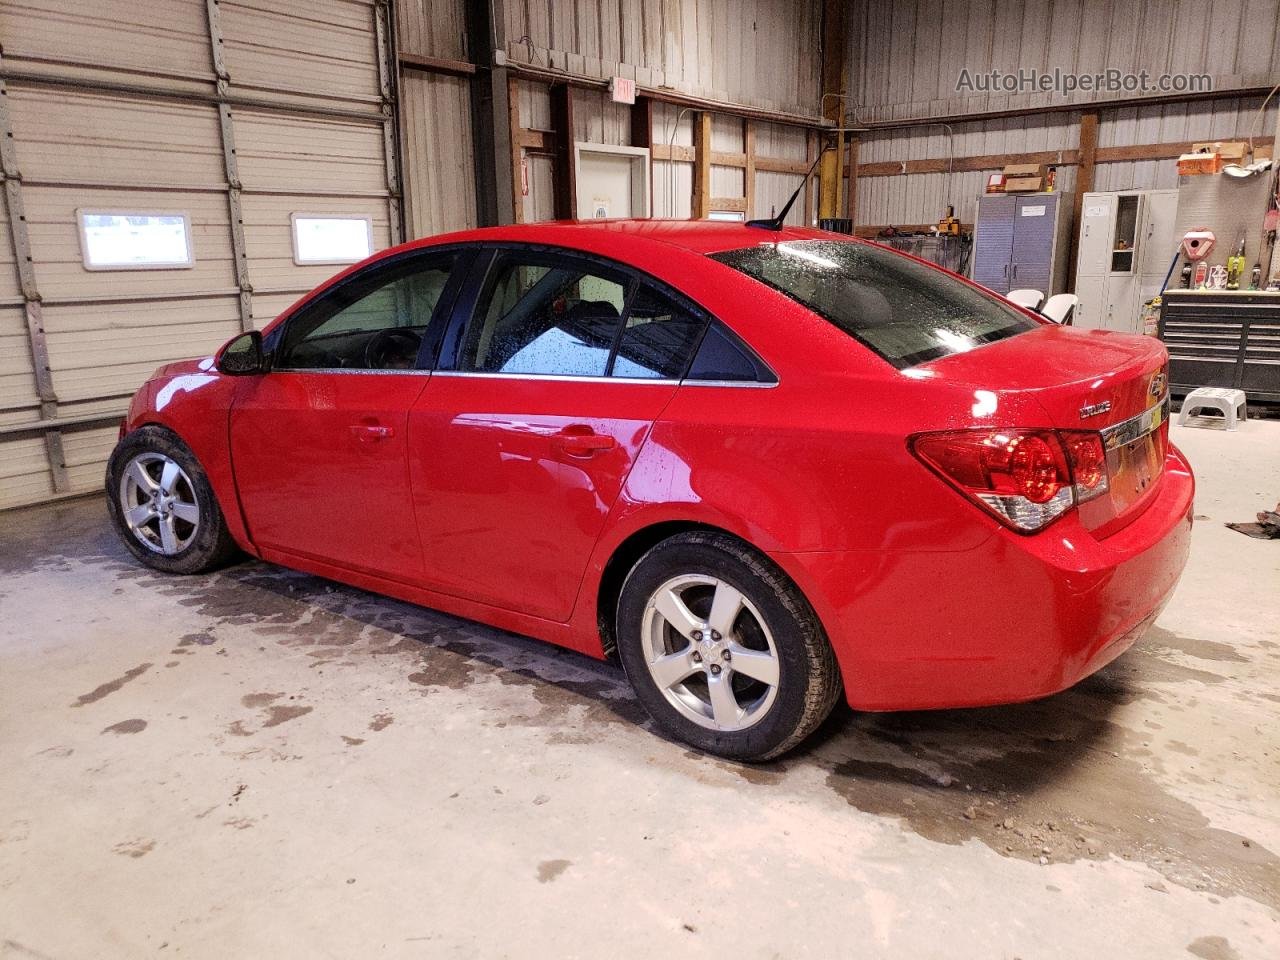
[399,219,850,257]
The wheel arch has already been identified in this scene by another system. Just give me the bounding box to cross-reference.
[593,519,828,662]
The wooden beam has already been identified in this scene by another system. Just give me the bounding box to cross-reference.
[651,143,696,163]
[858,149,1080,178]
[849,135,1276,179]
[549,83,575,219]
[1068,111,1099,285]
[709,150,747,168]
[754,156,813,175]
[692,111,712,219]
[508,74,524,223]
[846,134,859,223]
[817,0,847,219]
[399,52,477,76]
[518,129,552,151]
[744,120,756,219]
[709,196,748,212]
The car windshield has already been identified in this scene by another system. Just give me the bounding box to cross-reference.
[710,240,1039,368]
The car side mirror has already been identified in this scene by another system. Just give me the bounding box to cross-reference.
[216,330,266,375]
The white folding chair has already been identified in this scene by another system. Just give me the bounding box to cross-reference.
[1040,293,1078,325]
[1006,288,1045,311]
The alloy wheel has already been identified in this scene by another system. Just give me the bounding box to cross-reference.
[118,452,200,556]
[641,574,781,731]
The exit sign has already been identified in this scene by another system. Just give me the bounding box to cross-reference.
[609,76,636,104]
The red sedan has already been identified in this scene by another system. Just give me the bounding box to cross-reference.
[107,221,1194,761]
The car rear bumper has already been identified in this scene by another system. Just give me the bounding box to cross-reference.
[770,445,1195,711]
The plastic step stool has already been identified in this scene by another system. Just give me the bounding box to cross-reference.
[1177,387,1248,431]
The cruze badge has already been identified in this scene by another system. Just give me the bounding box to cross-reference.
[1079,400,1112,419]
[1150,373,1166,397]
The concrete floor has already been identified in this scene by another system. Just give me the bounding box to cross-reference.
[1,419,1277,960]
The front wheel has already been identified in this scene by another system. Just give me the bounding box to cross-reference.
[105,426,239,574]
[616,531,842,761]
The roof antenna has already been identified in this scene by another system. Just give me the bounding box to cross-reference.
[746,142,834,231]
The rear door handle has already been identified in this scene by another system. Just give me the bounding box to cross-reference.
[350,424,394,441]
[552,427,616,458]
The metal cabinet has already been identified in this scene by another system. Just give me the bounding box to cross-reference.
[972,192,1073,297]
[1074,190,1179,333]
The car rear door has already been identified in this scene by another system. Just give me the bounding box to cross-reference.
[229,249,467,579]
[406,247,706,622]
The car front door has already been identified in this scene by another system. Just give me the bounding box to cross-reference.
[229,249,466,580]
[407,248,708,622]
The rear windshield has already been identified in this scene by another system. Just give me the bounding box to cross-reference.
[710,240,1039,368]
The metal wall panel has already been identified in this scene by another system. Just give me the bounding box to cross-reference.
[0,0,398,509]
[503,0,823,116]
[397,0,468,59]
[850,0,1280,122]
[400,70,478,238]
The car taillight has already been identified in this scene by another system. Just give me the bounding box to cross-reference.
[911,428,1107,533]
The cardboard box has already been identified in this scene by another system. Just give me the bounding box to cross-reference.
[1004,175,1045,192]
[1002,162,1046,179]
[1178,152,1223,176]
[1192,140,1247,164]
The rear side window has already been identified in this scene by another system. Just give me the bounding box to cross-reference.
[457,257,628,376]
[710,240,1038,368]
[612,286,705,380]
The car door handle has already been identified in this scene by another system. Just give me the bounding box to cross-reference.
[552,428,616,458]
[350,424,394,441]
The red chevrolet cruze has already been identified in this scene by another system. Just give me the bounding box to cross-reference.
[107,221,1193,760]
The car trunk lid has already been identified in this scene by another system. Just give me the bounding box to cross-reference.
[919,326,1170,535]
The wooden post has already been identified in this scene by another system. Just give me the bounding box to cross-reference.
[803,130,816,225]
[1067,111,1099,287]
[631,95,655,218]
[817,0,848,220]
[692,111,712,219]
[550,83,576,219]
[846,134,859,224]
[744,120,757,219]
[508,74,524,223]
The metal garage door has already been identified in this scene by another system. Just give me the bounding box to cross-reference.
[0,0,401,510]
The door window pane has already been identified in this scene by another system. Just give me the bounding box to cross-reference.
[611,286,705,379]
[277,256,454,370]
[459,257,628,376]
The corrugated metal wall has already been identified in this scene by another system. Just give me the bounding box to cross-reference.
[848,0,1280,228]
[850,0,1280,122]
[396,0,477,238]
[0,0,398,510]
[502,0,822,116]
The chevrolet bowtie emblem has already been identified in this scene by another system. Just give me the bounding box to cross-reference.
[1150,373,1167,397]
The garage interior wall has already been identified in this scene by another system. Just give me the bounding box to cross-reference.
[0,0,399,510]
[846,0,1280,229]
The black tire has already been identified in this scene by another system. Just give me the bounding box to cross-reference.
[616,531,842,762]
[105,425,240,575]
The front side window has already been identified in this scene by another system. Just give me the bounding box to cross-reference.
[711,240,1039,368]
[456,256,631,377]
[276,255,455,370]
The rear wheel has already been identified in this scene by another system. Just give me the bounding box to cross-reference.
[106,426,239,574]
[616,531,842,761]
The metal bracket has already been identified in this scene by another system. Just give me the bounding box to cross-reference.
[205,0,254,332]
